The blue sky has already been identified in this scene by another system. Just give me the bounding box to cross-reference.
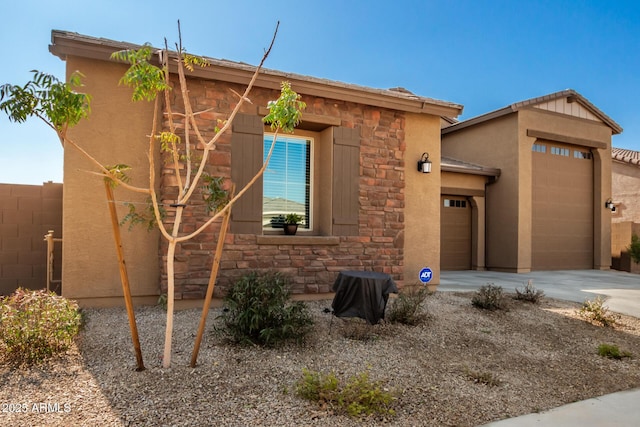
[1,0,639,184]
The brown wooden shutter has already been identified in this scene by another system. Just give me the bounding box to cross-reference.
[230,114,263,234]
[332,127,360,236]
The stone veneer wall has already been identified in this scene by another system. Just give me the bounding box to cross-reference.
[159,77,405,299]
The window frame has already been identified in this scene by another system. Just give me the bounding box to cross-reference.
[262,132,315,233]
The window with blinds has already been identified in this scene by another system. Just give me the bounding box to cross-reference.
[263,134,312,230]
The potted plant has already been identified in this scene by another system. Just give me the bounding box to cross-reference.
[283,213,303,235]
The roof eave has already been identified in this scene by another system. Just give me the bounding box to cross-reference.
[49,30,463,118]
[441,106,514,134]
[442,89,623,135]
[441,163,501,177]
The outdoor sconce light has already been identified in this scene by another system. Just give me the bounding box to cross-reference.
[417,152,432,174]
[605,199,616,213]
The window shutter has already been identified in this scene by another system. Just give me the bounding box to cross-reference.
[332,127,360,236]
[231,114,263,234]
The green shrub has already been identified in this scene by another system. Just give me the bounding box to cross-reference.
[597,343,632,359]
[216,272,313,347]
[0,288,82,366]
[514,280,544,303]
[629,234,640,264]
[472,283,505,311]
[296,368,396,418]
[387,285,430,325]
[296,368,340,402]
[157,293,168,311]
[577,296,619,327]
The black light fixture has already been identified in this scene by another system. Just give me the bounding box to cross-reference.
[417,152,432,173]
[605,199,616,212]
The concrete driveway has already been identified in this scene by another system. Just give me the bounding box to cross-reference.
[439,269,640,318]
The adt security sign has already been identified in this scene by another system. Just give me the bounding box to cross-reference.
[419,267,433,283]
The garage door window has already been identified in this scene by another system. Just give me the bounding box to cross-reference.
[444,199,467,208]
[532,143,546,153]
[574,150,592,160]
[551,146,570,156]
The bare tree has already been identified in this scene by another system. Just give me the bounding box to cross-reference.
[1,22,305,368]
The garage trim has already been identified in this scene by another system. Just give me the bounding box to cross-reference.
[527,129,607,149]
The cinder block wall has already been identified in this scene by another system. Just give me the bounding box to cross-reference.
[0,182,63,295]
[611,221,640,273]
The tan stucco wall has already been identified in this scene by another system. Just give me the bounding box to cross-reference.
[470,195,486,270]
[442,114,520,271]
[441,171,487,192]
[612,160,640,223]
[63,56,160,305]
[405,113,442,288]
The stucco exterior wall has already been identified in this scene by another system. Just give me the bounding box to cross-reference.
[612,160,640,223]
[441,172,487,192]
[63,56,160,306]
[405,113,441,288]
[442,114,520,271]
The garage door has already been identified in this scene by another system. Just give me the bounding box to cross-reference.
[441,196,471,270]
[532,141,593,269]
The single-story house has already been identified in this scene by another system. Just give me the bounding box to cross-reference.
[49,30,462,306]
[48,31,623,306]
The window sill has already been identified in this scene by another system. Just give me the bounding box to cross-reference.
[256,235,340,246]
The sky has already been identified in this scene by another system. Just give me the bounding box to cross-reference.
[1,0,639,185]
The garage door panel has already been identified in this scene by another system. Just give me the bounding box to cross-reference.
[441,196,471,270]
[532,141,593,270]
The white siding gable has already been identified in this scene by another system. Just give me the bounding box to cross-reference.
[533,98,602,123]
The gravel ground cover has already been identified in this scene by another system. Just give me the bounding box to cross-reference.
[2,291,640,426]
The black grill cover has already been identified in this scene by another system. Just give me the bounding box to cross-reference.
[331,271,399,325]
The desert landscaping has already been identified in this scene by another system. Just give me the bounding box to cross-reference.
[2,289,640,426]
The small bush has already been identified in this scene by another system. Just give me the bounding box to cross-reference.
[0,288,82,366]
[597,343,632,360]
[157,293,168,311]
[464,367,501,387]
[629,234,640,264]
[296,368,396,418]
[296,368,340,403]
[472,283,505,311]
[577,296,619,327]
[216,271,313,347]
[514,280,544,303]
[387,285,430,325]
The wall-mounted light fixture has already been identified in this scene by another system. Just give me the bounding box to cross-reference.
[417,152,432,174]
[605,199,617,213]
